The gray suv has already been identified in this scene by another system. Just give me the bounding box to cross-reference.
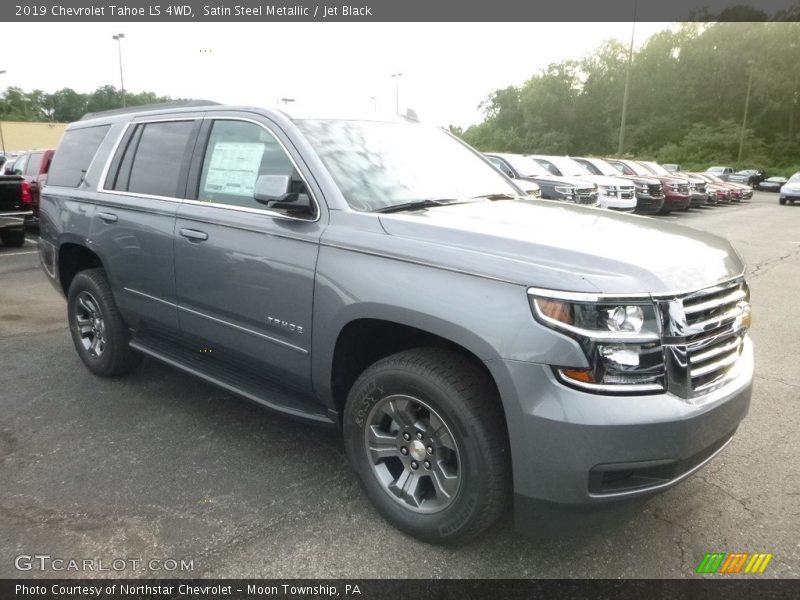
[39,103,754,545]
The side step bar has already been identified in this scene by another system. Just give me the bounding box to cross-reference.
[129,336,335,427]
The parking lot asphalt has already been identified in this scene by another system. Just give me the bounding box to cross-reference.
[1,193,798,579]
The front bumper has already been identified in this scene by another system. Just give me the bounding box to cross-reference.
[634,193,664,214]
[488,337,753,507]
[599,193,636,211]
[781,192,800,201]
[663,193,690,210]
[690,192,708,208]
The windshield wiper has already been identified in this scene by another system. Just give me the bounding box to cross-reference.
[373,199,466,214]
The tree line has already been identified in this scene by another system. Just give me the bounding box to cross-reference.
[0,85,173,123]
[453,21,800,175]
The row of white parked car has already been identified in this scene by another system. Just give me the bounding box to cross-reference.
[483,153,760,215]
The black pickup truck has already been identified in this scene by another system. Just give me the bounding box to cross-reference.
[0,175,31,247]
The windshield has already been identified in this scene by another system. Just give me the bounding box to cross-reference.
[537,156,590,177]
[789,173,800,183]
[294,120,519,212]
[579,157,619,177]
[611,160,650,177]
[498,154,551,178]
[640,161,670,177]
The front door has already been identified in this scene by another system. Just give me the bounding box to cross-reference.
[174,116,325,393]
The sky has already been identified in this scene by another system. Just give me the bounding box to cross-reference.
[1,22,673,127]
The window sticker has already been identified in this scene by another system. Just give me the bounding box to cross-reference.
[203,142,265,197]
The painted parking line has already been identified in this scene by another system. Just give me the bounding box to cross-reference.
[25,237,39,244]
[0,250,38,257]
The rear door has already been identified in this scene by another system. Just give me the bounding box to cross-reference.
[173,114,325,392]
[93,115,203,334]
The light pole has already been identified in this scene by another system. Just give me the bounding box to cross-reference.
[737,60,755,165]
[370,96,377,112]
[391,72,403,115]
[112,33,126,107]
[0,70,6,154]
[617,2,637,156]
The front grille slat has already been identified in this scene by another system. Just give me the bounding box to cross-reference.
[661,278,749,398]
[691,336,742,364]
[684,289,746,315]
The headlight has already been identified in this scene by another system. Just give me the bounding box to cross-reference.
[634,182,647,192]
[529,291,665,393]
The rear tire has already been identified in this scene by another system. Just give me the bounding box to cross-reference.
[0,229,25,247]
[67,268,143,377]
[780,198,787,205]
[343,348,511,545]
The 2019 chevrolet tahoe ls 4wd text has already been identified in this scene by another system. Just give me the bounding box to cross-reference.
[38,103,754,545]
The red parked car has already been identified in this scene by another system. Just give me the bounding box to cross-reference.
[4,149,54,227]
[606,158,691,213]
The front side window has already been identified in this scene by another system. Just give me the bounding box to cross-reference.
[12,154,28,176]
[295,120,519,212]
[196,120,309,216]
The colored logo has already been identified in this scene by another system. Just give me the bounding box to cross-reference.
[696,552,773,574]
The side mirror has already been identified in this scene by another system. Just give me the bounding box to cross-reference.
[254,174,297,204]
[254,174,314,216]
[505,169,515,179]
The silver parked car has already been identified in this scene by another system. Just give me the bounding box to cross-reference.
[39,103,754,544]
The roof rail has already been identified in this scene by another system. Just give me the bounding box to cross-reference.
[79,99,221,121]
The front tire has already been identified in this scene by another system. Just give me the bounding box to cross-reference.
[343,348,511,545]
[780,197,787,205]
[67,268,143,377]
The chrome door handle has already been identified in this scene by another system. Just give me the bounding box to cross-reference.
[97,212,118,223]
[179,228,209,242]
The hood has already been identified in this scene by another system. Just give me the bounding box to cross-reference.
[782,182,800,192]
[616,174,661,186]
[520,174,595,189]
[582,174,633,188]
[376,200,744,295]
[660,175,691,185]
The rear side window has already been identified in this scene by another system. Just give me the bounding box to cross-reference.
[112,120,197,198]
[48,125,110,187]
[25,152,43,176]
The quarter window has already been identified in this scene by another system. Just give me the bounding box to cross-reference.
[48,125,110,187]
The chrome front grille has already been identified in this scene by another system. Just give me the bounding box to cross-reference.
[620,186,635,199]
[677,183,690,195]
[693,182,707,194]
[648,184,664,198]
[576,188,597,204]
[657,278,750,398]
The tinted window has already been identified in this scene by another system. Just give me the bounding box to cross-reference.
[48,125,110,187]
[125,121,197,197]
[25,152,43,176]
[197,120,308,213]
